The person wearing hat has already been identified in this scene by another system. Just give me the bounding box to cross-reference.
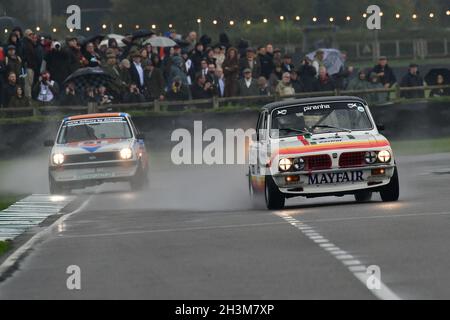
[5,45,23,79]
[143,59,165,101]
[102,53,124,95]
[22,29,40,99]
[239,47,261,79]
[237,68,259,97]
[64,36,83,75]
[370,56,397,89]
[400,63,424,99]
[129,50,146,92]
[6,31,23,58]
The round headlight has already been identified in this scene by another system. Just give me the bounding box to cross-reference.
[293,158,305,171]
[120,148,133,160]
[52,153,65,165]
[279,158,293,172]
[378,150,391,163]
[365,151,378,164]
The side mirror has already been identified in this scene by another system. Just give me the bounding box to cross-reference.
[377,124,385,132]
[44,140,55,147]
[136,133,146,140]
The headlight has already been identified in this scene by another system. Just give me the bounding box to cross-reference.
[279,158,293,172]
[365,151,378,164]
[120,148,133,160]
[378,150,391,163]
[52,153,65,165]
[293,158,305,171]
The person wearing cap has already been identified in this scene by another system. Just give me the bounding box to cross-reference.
[400,63,424,99]
[282,54,294,73]
[371,56,397,89]
[64,36,83,74]
[5,45,22,79]
[22,29,40,99]
[102,53,124,95]
[239,47,261,79]
[237,68,259,97]
[6,31,23,58]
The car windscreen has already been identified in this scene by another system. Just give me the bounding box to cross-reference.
[271,102,373,138]
[58,117,133,144]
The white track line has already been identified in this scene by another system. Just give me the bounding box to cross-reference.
[0,196,92,278]
[276,213,401,300]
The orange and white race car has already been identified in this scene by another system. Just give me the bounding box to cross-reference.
[45,113,149,194]
[248,96,399,210]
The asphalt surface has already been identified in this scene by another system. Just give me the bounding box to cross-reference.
[1,153,450,300]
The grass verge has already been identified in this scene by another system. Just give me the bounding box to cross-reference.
[0,240,11,256]
[391,137,450,156]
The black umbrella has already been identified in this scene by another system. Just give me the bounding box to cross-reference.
[0,16,23,30]
[425,68,450,85]
[82,34,106,46]
[63,67,115,92]
[132,29,155,41]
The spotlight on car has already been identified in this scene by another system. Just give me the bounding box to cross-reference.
[378,150,392,163]
[120,148,133,160]
[52,153,65,165]
[279,158,293,172]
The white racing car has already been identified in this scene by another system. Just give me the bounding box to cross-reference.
[45,113,149,194]
[248,96,400,210]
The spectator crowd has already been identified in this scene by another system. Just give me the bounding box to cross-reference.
[0,27,448,109]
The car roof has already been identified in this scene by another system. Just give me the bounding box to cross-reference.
[65,113,130,121]
[261,96,367,113]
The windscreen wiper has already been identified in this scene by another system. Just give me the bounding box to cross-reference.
[312,125,352,133]
[279,128,312,135]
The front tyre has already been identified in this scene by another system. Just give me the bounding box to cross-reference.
[265,176,285,210]
[380,167,400,202]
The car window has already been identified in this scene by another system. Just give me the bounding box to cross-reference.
[58,117,133,144]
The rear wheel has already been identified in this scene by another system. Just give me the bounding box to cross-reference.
[380,167,400,202]
[354,191,373,203]
[265,176,285,210]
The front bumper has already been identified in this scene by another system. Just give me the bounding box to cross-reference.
[273,165,395,195]
[49,160,139,183]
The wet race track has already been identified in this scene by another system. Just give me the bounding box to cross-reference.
[1,152,450,300]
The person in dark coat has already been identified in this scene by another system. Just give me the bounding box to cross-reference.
[64,37,83,75]
[297,57,317,93]
[400,64,425,99]
[144,60,165,101]
[239,48,261,79]
[60,82,84,106]
[258,46,274,80]
[191,73,214,99]
[430,74,450,97]
[129,50,146,91]
[2,72,18,107]
[123,83,146,103]
[166,76,190,101]
[314,67,336,92]
[44,42,72,87]
[237,68,259,97]
[222,47,239,97]
[371,56,397,88]
[8,86,30,108]
[22,29,40,98]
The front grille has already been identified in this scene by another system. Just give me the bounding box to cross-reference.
[65,152,121,164]
[304,155,332,171]
[339,152,366,168]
